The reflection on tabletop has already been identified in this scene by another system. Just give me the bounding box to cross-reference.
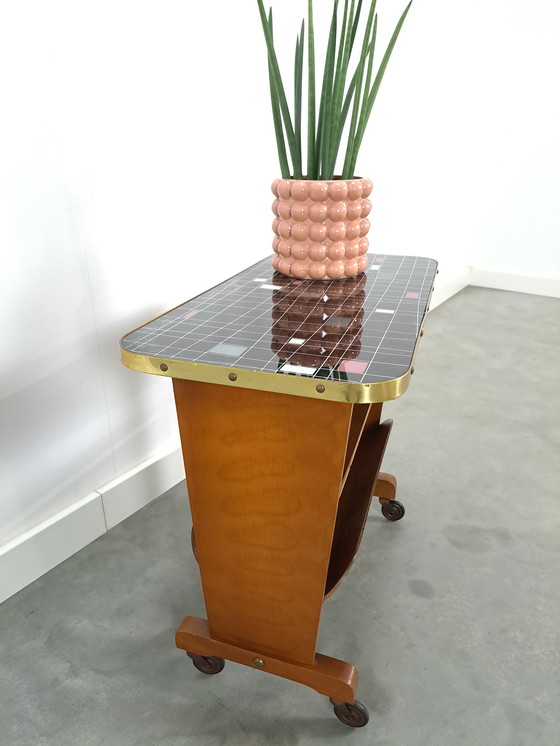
[271,272,365,379]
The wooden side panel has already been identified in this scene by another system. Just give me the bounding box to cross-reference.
[342,404,371,476]
[325,418,393,598]
[173,380,353,666]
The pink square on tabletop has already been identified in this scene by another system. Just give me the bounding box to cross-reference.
[405,292,419,299]
[183,310,199,319]
[338,360,368,374]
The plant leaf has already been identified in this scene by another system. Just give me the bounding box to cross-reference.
[257,0,302,178]
[352,9,377,169]
[341,0,376,178]
[351,0,413,174]
[326,0,349,178]
[325,0,356,177]
[307,0,316,179]
[318,0,338,178]
[330,51,362,171]
[294,21,304,175]
[268,10,290,178]
[349,0,363,53]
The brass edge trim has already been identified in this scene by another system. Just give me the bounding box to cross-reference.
[120,346,412,404]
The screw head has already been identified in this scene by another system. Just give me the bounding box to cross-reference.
[228,373,237,382]
[253,657,265,668]
[160,363,168,372]
[316,384,325,393]
[411,367,415,375]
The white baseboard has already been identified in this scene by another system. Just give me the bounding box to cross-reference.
[470,269,560,298]
[0,447,185,604]
[430,266,471,310]
[100,447,185,530]
[0,493,107,604]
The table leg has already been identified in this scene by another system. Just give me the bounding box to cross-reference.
[172,380,395,724]
[173,379,353,667]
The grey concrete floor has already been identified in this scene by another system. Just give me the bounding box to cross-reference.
[1,287,559,746]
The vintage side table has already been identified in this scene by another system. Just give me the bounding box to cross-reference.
[120,254,437,728]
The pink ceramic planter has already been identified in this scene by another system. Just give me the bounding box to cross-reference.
[271,177,373,280]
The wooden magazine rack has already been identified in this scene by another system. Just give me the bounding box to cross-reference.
[120,254,437,728]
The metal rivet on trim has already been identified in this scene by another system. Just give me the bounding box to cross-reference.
[420,329,424,337]
[228,373,237,382]
[411,367,415,375]
[316,384,325,393]
[253,657,265,668]
[160,364,168,372]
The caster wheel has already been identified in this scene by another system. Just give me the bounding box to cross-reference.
[186,652,225,675]
[330,698,369,728]
[381,499,405,521]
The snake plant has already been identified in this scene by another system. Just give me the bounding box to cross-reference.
[257,0,413,180]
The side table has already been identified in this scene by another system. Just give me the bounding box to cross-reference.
[120,254,437,727]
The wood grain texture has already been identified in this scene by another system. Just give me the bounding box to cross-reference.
[342,404,372,476]
[341,403,382,491]
[173,380,353,666]
[176,616,358,703]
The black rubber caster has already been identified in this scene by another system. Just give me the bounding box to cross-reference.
[330,698,370,727]
[381,499,405,521]
[186,652,225,675]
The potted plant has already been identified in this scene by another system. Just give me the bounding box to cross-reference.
[257,0,413,280]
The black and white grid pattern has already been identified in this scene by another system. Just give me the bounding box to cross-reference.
[121,254,437,385]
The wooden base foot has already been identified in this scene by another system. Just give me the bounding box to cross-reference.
[176,616,358,703]
[373,472,397,501]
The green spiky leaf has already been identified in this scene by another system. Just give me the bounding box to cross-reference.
[258,0,413,180]
[319,1,338,178]
[350,0,413,174]
[341,0,376,179]
[257,0,302,177]
[267,10,290,178]
[307,0,316,178]
[294,20,304,174]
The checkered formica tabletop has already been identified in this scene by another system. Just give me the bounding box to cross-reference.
[120,254,437,402]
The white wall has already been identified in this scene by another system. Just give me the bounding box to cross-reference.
[0,1,558,591]
[369,0,560,287]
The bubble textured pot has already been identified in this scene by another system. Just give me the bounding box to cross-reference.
[271,177,373,280]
